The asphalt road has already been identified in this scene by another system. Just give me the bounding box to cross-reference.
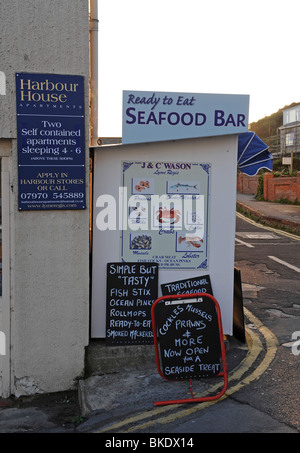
[233,213,300,432]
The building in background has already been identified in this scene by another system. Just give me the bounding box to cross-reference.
[279,105,300,157]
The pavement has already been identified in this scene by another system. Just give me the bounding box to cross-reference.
[236,193,300,235]
[0,192,299,433]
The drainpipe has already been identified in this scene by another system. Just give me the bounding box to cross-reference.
[89,0,99,147]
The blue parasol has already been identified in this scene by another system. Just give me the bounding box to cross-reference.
[238,132,273,176]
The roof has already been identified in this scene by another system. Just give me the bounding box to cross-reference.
[279,121,300,130]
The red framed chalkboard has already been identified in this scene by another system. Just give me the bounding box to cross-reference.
[151,293,228,406]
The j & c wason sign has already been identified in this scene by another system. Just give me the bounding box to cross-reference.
[122,90,249,144]
[16,73,86,210]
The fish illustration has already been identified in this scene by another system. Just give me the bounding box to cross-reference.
[170,183,198,190]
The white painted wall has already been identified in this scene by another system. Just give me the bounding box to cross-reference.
[0,0,89,396]
[92,136,238,337]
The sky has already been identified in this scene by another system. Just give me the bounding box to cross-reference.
[97,0,299,137]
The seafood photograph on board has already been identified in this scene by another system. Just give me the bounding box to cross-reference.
[132,177,154,194]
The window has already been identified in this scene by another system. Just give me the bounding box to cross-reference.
[286,132,294,146]
[286,108,298,124]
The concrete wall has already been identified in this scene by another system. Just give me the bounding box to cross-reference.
[0,0,90,396]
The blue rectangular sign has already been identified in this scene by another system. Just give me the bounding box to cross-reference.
[16,73,86,210]
[122,90,249,144]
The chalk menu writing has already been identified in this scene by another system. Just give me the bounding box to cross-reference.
[16,73,86,210]
[106,262,158,346]
[161,274,213,296]
[154,296,221,379]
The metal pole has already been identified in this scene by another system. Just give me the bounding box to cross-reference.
[89,0,99,147]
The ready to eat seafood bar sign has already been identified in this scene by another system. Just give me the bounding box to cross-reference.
[122,90,249,144]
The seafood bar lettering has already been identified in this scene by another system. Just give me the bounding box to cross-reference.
[126,108,246,128]
[125,93,246,128]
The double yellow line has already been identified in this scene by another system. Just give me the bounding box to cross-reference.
[96,308,278,433]
[236,211,300,241]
